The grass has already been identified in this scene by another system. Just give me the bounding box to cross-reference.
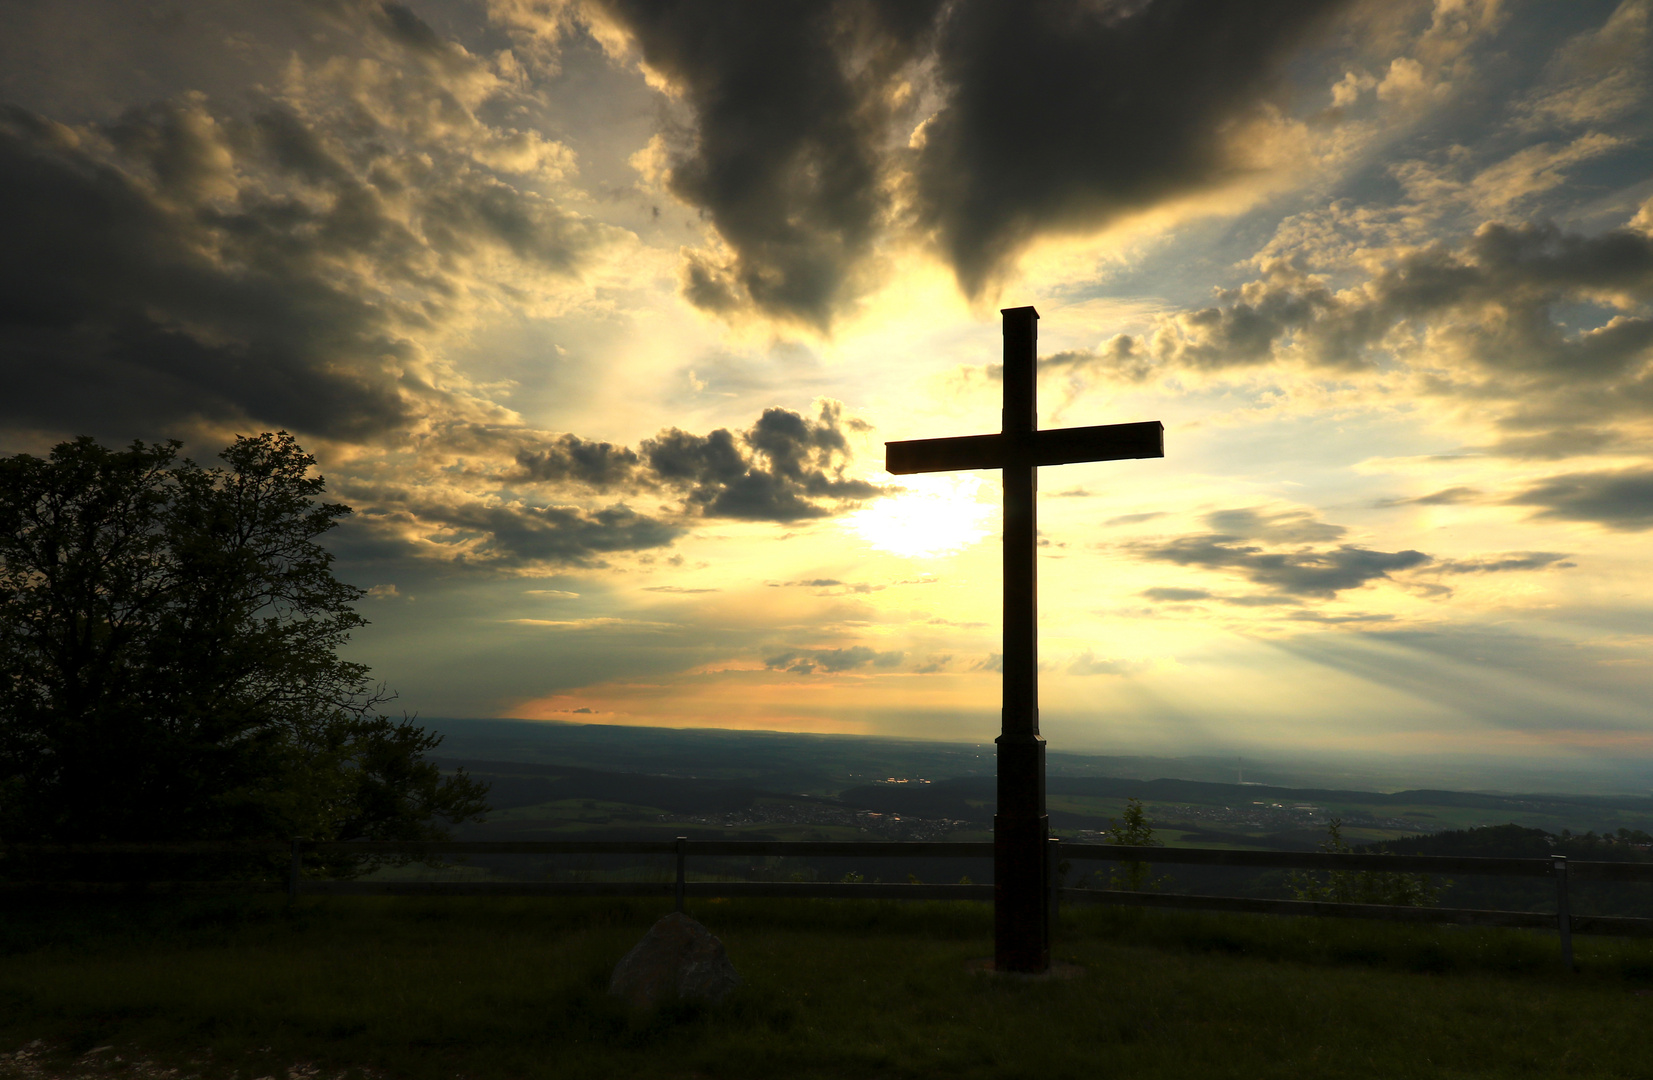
[3,894,1652,1079]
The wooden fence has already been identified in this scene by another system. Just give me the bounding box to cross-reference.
[7,837,1652,967]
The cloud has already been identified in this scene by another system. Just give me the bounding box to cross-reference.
[506,401,886,522]
[1135,534,1431,599]
[595,0,941,328]
[1376,486,1482,507]
[1515,0,1652,130]
[639,401,885,521]
[0,1,631,446]
[339,491,685,573]
[1286,610,1396,624]
[1509,468,1653,531]
[507,617,677,630]
[1133,505,1582,603]
[0,102,411,440]
[1202,507,1346,544]
[592,0,1348,324]
[336,400,887,573]
[1066,651,1147,677]
[430,501,684,568]
[911,0,1348,296]
[1110,218,1653,383]
[1105,511,1168,526]
[1141,587,1212,602]
[769,579,883,595]
[514,435,644,486]
[1126,505,1429,600]
[764,645,905,675]
[1431,553,1574,573]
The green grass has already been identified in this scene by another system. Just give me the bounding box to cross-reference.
[3,895,1652,1079]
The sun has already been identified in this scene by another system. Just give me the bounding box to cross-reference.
[842,473,997,558]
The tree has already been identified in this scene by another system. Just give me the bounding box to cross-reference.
[0,432,487,852]
[1103,796,1167,891]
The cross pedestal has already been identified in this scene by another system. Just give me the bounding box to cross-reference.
[886,307,1163,972]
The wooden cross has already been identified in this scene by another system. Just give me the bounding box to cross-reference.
[886,306,1163,973]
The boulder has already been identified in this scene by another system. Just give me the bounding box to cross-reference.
[608,912,741,1009]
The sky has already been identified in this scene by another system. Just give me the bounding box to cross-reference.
[3,0,1652,784]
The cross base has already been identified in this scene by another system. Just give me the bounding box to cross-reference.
[994,732,1049,972]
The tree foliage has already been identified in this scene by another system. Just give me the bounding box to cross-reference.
[0,432,487,849]
[1103,796,1167,891]
[1287,819,1441,907]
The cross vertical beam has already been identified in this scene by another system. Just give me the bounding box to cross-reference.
[996,306,1048,972]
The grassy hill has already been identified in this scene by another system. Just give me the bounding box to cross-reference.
[3,894,1652,1080]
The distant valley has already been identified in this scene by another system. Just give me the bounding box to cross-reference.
[430,718,1653,850]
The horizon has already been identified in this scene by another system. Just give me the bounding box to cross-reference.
[3,1,1651,785]
[426,715,1653,798]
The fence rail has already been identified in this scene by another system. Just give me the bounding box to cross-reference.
[7,838,1651,964]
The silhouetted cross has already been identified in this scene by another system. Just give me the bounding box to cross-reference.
[886,306,1163,973]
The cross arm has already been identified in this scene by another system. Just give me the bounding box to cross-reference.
[885,420,1163,475]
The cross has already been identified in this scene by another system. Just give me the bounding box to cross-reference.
[886,306,1163,973]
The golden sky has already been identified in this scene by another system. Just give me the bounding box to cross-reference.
[3,0,1652,780]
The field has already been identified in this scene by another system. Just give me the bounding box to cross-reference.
[4,895,1653,1080]
[429,720,1653,854]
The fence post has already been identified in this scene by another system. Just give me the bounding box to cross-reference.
[1048,836,1062,932]
[288,837,303,904]
[675,836,687,914]
[1553,855,1574,971]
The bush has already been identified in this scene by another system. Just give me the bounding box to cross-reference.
[1287,819,1442,906]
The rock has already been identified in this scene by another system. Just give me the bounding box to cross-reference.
[608,912,741,1009]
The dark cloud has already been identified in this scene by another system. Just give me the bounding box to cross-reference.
[0,2,619,446]
[914,0,1348,295]
[344,498,684,571]
[1105,511,1166,526]
[640,402,884,521]
[507,402,886,522]
[1202,507,1345,544]
[1432,553,1574,573]
[764,645,905,675]
[0,103,413,440]
[599,0,1346,323]
[1478,429,1624,460]
[1130,506,1375,600]
[515,435,642,486]
[1133,506,1580,603]
[600,0,942,327]
[1509,468,1653,531]
[1141,586,1211,602]
[1133,534,1430,599]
